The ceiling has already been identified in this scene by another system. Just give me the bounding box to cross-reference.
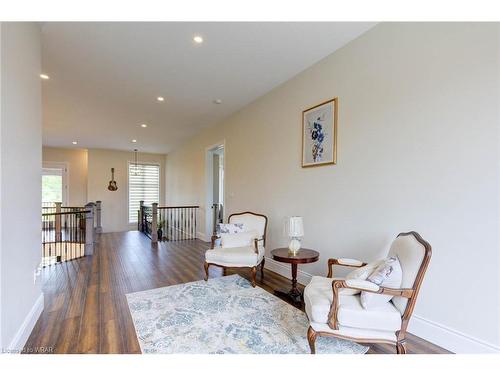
[41,22,375,154]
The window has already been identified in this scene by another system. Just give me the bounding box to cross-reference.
[128,163,160,223]
[42,165,67,205]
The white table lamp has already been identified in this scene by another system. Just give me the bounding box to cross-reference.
[288,216,304,255]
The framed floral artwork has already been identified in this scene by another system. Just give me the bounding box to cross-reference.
[302,98,338,167]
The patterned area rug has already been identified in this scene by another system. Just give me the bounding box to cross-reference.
[126,274,368,354]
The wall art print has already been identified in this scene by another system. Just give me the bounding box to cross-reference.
[302,98,338,167]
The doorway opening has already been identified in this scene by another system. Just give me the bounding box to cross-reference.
[205,143,224,240]
[42,162,68,206]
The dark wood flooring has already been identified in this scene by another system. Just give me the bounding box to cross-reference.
[24,231,449,354]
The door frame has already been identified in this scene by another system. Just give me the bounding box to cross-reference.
[42,161,69,206]
[204,141,225,241]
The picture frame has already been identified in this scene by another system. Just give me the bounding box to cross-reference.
[301,97,338,168]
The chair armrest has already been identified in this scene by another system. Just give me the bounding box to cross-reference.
[344,279,380,291]
[253,237,264,254]
[327,279,414,330]
[210,235,219,249]
[327,258,367,278]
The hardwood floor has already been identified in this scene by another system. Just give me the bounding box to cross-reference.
[24,231,449,354]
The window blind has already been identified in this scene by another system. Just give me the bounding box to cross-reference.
[128,163,160,223]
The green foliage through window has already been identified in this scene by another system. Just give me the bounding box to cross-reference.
[42,175,62,203]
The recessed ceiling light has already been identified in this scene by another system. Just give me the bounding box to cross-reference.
[213,99,222,104]
[193,35,203,44]
[72,141,78,145]
[140,124,148,128]
[157,96,164,102]
[132,139,137,143]
[40,74,50,80]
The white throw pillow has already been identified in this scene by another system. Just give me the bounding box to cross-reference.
[214,223,246,247]
[217,223,245,234]
[220,230,258,248]
[360,256,402,309]
[346,259,383,281]
[340,260,383,295]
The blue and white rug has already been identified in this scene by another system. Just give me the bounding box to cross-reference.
[126,274,368,354]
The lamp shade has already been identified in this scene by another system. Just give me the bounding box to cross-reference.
[288,216,304,237]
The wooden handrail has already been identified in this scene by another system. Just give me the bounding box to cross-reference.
[42,210,89,217]
[157,205,200,209]
[41,204,85,209]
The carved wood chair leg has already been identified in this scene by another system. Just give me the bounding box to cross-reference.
[204,262,209,281]
[250,266,257,287]
[307,326,317,354]
[396,341,407,354]
[260,258,265,279]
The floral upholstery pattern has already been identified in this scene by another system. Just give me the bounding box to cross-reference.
[214,223,246,247]
[217,223,245,235]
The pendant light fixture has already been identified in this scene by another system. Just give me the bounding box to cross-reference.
[133,148,140,176]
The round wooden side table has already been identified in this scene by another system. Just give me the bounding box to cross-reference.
[271,248,319,306]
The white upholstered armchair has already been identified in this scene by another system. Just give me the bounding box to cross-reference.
[304,232,432,354]
[204,211,268,287]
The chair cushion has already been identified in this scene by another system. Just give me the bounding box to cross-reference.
[205,246,264,267]
[307,275,359,296]
[309,322,398,343]
[304,276,402,332]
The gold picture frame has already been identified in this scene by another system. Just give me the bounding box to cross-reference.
[302,97,338,168]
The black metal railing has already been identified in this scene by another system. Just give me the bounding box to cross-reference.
[40,201,101,267]
[41,210,88,266]
[139,203,199,242]
[140,205,153,238]
[42,204,86,227]
[42,202,56,214]
[42,202,57,227]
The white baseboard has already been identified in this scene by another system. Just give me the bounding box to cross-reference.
[264,256,499,354]
[7,293,44,353]
[264,257,313,288]
[197,231,209,242]
[409,314,500,354]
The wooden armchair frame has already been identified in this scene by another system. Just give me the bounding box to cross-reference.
[307,231,432,354]
[204,211,268,287]
[327,258,367,278]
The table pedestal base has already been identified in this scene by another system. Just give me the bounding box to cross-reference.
[274,263,302,307]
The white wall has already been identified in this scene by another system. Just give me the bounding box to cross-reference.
[41,146,167,232]
[166,23,500,352]
[87,148,166,233]
[0,19,3,350]
[0,22,43,351]
[42,146,88,206]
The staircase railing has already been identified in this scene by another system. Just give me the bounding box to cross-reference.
[139,201,199,243]
[41,201,101,266]
[139,203,153,239]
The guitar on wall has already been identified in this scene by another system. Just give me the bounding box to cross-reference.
[108,168,118,191]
